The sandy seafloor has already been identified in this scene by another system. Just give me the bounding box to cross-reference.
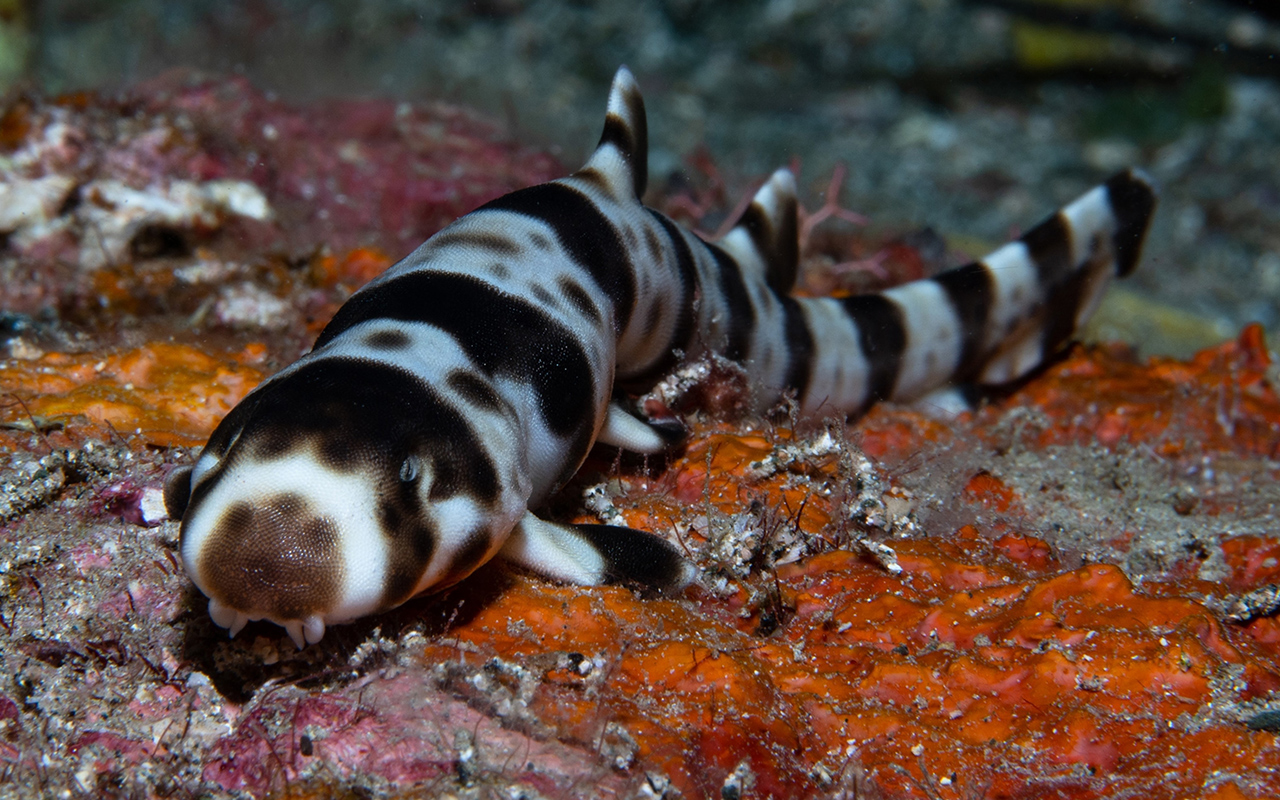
[0,1,1279,798]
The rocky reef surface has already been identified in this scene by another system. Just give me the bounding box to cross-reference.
[0,66,1278,798]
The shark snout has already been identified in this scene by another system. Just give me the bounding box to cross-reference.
[191,493,345,647]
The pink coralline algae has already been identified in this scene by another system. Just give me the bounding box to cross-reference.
[0,74,561,317]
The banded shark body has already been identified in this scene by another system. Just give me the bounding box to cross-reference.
[165,67,1156,648]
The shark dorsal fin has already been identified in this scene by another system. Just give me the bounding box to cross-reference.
[717,169,800,293]
[576,66,648,201]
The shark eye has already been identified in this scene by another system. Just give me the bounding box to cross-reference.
[399,455,421,483]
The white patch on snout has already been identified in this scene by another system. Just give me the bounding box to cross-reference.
[180,448,391,626]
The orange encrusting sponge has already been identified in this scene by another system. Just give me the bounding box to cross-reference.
[0,342,265,448]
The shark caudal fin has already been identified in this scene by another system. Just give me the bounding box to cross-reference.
[956,168,1158,385]
[781,169,1156,415]
[576,66,649,202]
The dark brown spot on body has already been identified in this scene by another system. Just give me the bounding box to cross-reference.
[573,167,611,194]
[531,285,557,307]
[558,277,601,323]
[643,226,664,265]
[447,370,504,412]
[429,230,524,256]
[760,343,775,372]
[365,329,411,350]
[474,183,637,334]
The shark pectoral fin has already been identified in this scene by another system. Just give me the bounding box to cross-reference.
[596,403,686,454]
[501,513,695,592]
[572,522,697,592]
